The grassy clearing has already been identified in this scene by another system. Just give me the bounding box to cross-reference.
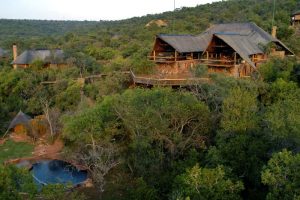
[0,139,34,164]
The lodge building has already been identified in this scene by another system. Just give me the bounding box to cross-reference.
[291,11,300,27]
[11,45,67,69]
[132,22,294,86]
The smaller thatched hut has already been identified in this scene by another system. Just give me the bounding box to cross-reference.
[8,111,32,135]
[11,48,66,69]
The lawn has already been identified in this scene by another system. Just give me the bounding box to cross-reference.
[0,139,34,164]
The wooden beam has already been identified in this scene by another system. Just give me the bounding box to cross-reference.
[200,59,234,63]
[234,52,237,65]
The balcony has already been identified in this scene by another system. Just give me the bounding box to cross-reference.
[200,58,236,68]
[148,51,242,68]
[148,52,201,63]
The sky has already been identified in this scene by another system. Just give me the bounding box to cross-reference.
[0,0,220,21]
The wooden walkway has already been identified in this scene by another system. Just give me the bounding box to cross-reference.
[130,70,210,86]
[41,71,130,85]
[41,70,210,86]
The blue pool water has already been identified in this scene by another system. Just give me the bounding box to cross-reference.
[31,160,88,187]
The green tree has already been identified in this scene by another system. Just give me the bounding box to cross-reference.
[55,81,82,111]
[192,64,208,78]
[40,184,86,200]
[63,88,212,198]
[220,87,258,133]
[267,78,300,104]
[264,79,300,148]
[0,165,37,200]
[115,88,212,198]
[126,178,159,200]
[114,88,212,157]
[259,58,296,83]
[97,47,117,60]
[262,150,300,200]
[30,59,45,71]
[206,132,271,199]
[172,164,244,200]
[62,95,117,144]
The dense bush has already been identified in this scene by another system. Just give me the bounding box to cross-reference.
[0,0,299,199]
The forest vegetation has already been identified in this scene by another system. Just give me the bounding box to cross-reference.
[0,0,300,199]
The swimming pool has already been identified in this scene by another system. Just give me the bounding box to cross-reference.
[31,159,88,187]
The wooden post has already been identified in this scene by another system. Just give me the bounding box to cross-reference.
[153,51,156,61]
[191,52,193,60]
[234,52,237,65]
[175,51,177,61]
[13,44,18,69]
[271,26,277,38]
[206,51,209,60]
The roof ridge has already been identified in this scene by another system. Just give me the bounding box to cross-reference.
[292,10,300,16]
[214,32,248,36]
[212,22,253,26]
[158,34,195,37]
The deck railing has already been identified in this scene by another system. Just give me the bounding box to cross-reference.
[148,52,238,67]
[130,70,209,86]
[148,51,201,63]
[200,58,236,67]
[148,55,191,62]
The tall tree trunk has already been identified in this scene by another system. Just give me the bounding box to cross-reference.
[44,101,54,138]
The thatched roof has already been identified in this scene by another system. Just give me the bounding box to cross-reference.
[201,23,294,68]
[12,49,65,65]
[146,19,168,27]
[201,22,294,55]
[8,111,32,130]
[213,34,258,69]
[292,10,300,16]
[157,34,206,53]
[157,22,294,69]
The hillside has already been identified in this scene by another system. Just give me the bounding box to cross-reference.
[0,19,99,38]
[0,1,299,200]
[0,0,300,55]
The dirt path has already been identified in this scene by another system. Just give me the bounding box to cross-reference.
[6,132,64,161]
[0,138,6,145]
[33,138,64,159]
[10,132,33,143]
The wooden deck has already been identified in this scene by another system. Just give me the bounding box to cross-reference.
[200,59,235,68]
[149,55,240,68]
[130,70,209,86]
[148,56,201,64]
